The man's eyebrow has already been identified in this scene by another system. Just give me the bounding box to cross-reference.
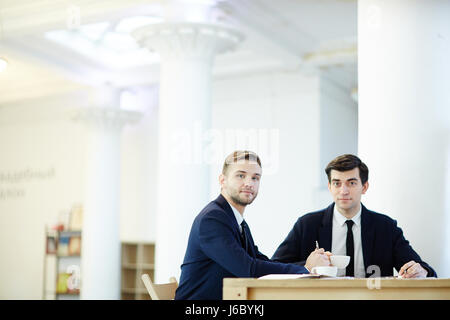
[331,178,358,181]
[234,170,261,176]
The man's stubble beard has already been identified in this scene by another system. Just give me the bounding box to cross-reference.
[229,190,258,207]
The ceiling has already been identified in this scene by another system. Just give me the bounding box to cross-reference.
[0,0,357,105]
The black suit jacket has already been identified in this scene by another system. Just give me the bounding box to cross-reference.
[272,203,437,277]
[175,194,308,300]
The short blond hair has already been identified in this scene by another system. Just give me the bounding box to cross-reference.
[222,150,262,175]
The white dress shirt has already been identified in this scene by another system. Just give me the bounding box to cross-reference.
[331,205,366,278]
[229,203,244,233]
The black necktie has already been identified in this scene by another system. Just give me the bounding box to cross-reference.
[345,220,355,277]
[240,220,249,253]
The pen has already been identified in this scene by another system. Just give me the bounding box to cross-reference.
[403,266,410,277]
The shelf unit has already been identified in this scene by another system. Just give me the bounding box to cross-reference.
[121,242,155,300]
[43,228,82,300]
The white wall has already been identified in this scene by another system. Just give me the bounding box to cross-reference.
[315,74,359,207]
[0,94,86,299]
[319,74,358,186]
[119,86,159,243]
[210,71,322,256]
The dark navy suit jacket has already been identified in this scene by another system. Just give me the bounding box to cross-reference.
[175,194,309,300]
[272,203,437,277]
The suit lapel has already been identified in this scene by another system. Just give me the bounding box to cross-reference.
[214,194,241,236]
[214,194,234,216]
[361,203,375,274]
[318,204,334,252]
[215,194,254,255]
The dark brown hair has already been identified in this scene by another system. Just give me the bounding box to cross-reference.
[222,150,262,175]
[325,154,369,184]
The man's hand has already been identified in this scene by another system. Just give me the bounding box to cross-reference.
[305,248,332,272]
[399,260,428,278]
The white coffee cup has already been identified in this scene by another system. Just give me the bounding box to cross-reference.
[311,266,338,277]
[330,255,350,269]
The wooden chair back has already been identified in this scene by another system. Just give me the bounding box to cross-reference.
[141,274,178,300]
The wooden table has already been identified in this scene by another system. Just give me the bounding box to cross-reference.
[223,278,450,300]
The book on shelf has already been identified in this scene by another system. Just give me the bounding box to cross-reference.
[69,205,83,231]
[68,236,81,255]
[46,235,57,254]
[56,273,71,294]
[57,236,70,256]
[56,273,80,295]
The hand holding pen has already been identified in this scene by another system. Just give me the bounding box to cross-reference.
[305,240,333,272]
[315,240,333,257]
[398,260,428,278]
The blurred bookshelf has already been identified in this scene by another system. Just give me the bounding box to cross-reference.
[121,242,155,300]
[43,221,155,300]
[43,228,82,300]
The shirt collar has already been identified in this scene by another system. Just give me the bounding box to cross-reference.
[333,203,362,227]
[229,202,244,230]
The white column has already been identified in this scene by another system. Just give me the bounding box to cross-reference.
[132,23,242,282]
[358,0,450,277]
[74,89,142,299]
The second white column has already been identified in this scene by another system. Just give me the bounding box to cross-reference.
[133,22,242,282]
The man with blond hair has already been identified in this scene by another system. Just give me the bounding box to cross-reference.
[175,150,330,300]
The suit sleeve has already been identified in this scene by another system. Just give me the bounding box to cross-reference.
[271,219,305,265]
[255,247,270,261]
[198,211,308,277]
[391,219,437,277]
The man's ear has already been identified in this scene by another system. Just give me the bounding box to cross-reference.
[327,182,331,192]
[219,173,225,188]
[362,181,369,194]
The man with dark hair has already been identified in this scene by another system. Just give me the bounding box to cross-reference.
[175,150,330,300]
[325,154,369,184]
[272,154,437,278]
